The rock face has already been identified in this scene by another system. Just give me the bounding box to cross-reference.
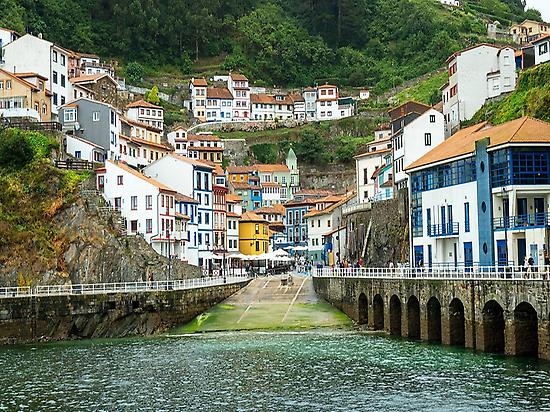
[0,178,199,287]
[345,190,409,266]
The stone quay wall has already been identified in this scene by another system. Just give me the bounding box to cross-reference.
[314,277,550,360]
[0,281,249,345]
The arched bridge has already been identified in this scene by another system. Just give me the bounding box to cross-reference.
[314,267,550,360]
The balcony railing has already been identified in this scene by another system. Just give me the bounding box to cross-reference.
[493,213,548,230]
[429,222,459,237]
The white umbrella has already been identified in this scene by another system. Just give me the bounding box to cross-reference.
[293,246,309,251]
[273,249,289,257]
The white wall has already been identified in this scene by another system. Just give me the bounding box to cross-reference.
[534,39,550,66]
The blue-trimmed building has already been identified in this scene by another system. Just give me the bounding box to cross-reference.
[405,116,550,268]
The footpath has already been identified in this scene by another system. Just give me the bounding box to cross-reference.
[174,274,351,333]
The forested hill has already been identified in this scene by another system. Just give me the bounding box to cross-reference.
[1,0,542,91]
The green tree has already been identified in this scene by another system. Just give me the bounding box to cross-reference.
[180,52,193,75]
[126,62,144,84]
[145,85,161,105]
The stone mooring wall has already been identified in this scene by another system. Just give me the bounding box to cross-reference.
[314,276,550,360]
[0,281,248,345]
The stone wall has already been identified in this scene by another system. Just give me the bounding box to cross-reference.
[314,276,550,360]
[0,281,248,345]
[299,163,356,193]
[345,190,409,266]
[223,139,248,165]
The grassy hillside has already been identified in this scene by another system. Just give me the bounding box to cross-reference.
[392,71,448,106]
[467,63,550,126]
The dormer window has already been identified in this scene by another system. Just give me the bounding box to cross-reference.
[64,108,77,123]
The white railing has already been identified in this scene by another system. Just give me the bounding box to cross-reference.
[0,275,251,299]
[315,266,550,281]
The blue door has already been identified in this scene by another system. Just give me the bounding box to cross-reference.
[534,198,544,226]
[496,240,507,266]
[448,205,453,234]
[517,198,527,227]
[427,245,432,269]
[414,246,424,267]
[517,238,526,267]
[426,208,432,236]
[464,242,473,269]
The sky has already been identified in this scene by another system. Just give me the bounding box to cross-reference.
[525,0,550,22]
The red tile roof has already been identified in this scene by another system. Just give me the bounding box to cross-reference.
[207,87,233,99]
[126,99,162,110]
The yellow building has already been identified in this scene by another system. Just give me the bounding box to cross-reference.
[0,69,52,122]
[510,19,549,45]
[239,211,269,255]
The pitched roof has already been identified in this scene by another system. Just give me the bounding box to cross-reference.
[388,101,431,121]
[167,154,214,169]
[318,84,337,89]
[0,68,39,91]
[127,99,163,110]
[123,117,162,133]
[230,72,248,81]
[446,43,506,63]
[126,135,172,151]
[207,87,233,99]
[187,134,221,142]
[106,161,176,193]
[303,192,356,218]
[250,93,294,105]
[191,78,208,87]
[294,189,335,197]
[226,166,254,174]
[255,164,289,173]
[69,73,117,85]
[407,117,550,171]
[255,205,285,215]
[14,72,48,81]
[226,194,243,203]
[175,193,199,204]
[354,148,392,159]
[240,211,268,223]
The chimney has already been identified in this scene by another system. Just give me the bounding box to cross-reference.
[38,33,43,39]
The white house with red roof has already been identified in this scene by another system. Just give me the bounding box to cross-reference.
[126,99,164,131]
[206,87,233,122]
[441,43,516,137]
[316,84,339,121]
[189,77,207,122]
[0,28,19,50]
[96,160,180,259]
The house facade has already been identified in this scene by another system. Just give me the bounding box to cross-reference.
[189,77,207,122]
[441,44,516,137]
[510,19,549,45]
[70,74,120,109]
[0,69,51,122]
[406,116,550,269]
[186,133,225,164]
[226,194,243,254]
[316,84,339,121]
[206,87,233,122]
[126,99,164,131]
[238,211,269,255]
[2,34,70,118]
[228,73,250,121]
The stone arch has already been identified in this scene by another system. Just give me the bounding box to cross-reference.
[358,293,368,325]
[389,295,402,336]
[514,302,538,357]
[427,297,442,343]
[449,298,465,347]
[373,294,384,330]
[407,295,421,340]
[482,299,505,353]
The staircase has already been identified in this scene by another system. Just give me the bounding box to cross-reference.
[78,181,128,236]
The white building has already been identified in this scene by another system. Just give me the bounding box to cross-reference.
[440,0,460,7]
[126,99,164,132]
[355,148,392,204]
[406,116,550,269]
[303,88,317,120]
[65,135,106,163]
[532,34,550,66]
[316,84,339,121]
[2,33,71,118]
[392,107,445,190]
[227,73,250,121]
[359,89,370,100]
[167,127,188,154]
[0,28,19,50]
[206,87,233,122]
[250,93,294,121]
[441,44,516,137]
[96,161,178,258]
[143,154,215,268]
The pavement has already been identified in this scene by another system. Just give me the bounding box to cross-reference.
[174,274,351,333]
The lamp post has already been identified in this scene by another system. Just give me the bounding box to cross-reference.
[167,230,171,282]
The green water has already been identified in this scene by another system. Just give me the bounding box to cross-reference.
[1,331,549,411]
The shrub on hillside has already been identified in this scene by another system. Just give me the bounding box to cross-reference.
[0,129,34,168]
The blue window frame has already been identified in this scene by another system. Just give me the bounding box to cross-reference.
[411,157,476,194]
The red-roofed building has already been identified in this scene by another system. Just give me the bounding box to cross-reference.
[189,77,207,122]
[126,98,164,131]
[228,72,250,121]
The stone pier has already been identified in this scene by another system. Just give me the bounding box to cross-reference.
[314,277,550,360]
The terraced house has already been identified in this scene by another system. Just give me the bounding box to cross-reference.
[406,116,550,269]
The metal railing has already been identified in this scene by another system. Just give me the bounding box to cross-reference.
[315,266,550,281]
[493,213,548,230]
[5,121,62,131]
[54,159,95,170]
[429,222,459,237]
[0,275,251,299]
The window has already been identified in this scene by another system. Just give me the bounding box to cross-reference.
[61,74,66,87]
[146,219,153,233]
[130,220,138,233]
[430,115,436,123]
[464,202,470,233]
[540,42,549,55]
[256,241,260,252]
[131,196,137,210]
[64,108,77,122]
[61,54,66,66]
[61,96,65,105]
[255,224,260,234]
[53,50,58,62]
[53,71,58,84]
[424,133,432,146]
[92,111,100,121]
[74,151,81,159]
[117,175,123,185]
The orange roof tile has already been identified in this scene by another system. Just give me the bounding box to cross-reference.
[207,87,233,99]
[187,134,221,142]
[226,194,243,202]
[127,99,162,110]
[303,192,356,218]
[191,78,208,87]
[255,164,289,173]
[230,73,248,81]
[175,193,199,204]
[168,154,214,169]
[70,73,116,85]
[240,211,268,222]
[407,117,550,171]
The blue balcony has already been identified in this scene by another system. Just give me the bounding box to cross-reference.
[493,213,548,230]
[429,222,459,237]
